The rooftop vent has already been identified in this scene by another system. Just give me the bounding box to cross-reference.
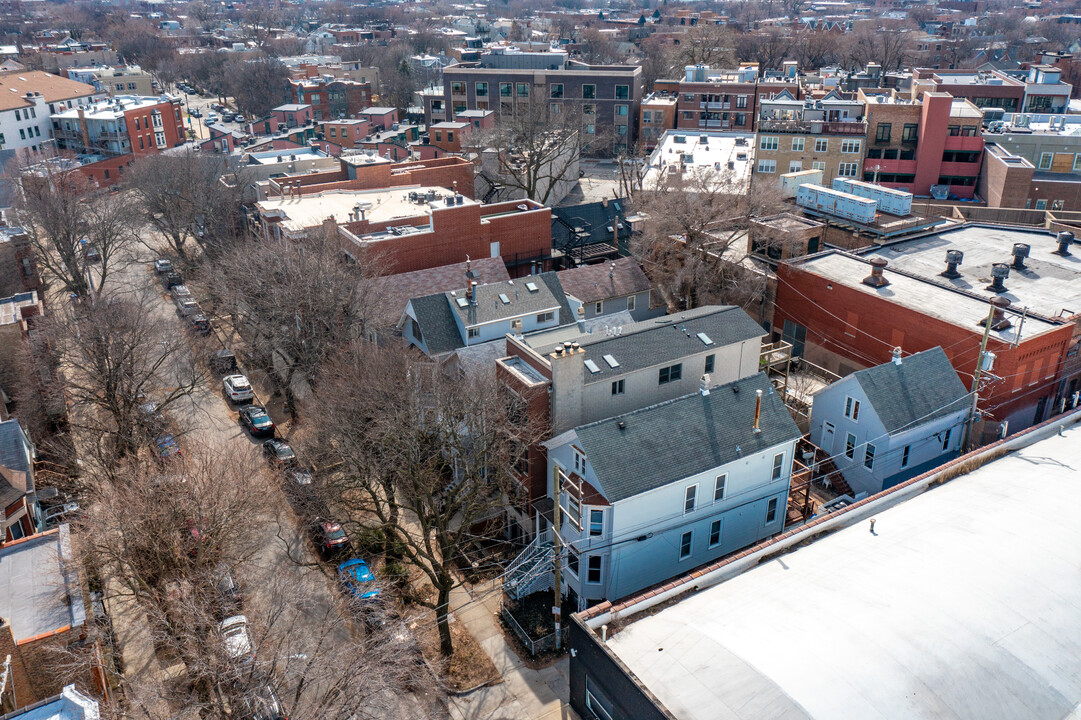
[981,296,1013,330]
[1011,242,1030,270]
[941,249,963,279]
[1054,231,1074,257]
[862,257,890,288]
[986,263,1010,293]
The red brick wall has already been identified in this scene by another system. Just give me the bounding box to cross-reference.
[497,357,552,506]
[775,261,1074,424]
[77,153,134,187]
[283,157,475,198]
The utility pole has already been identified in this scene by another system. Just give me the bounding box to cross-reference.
[963,297,1008,451]
[552,464,563,649]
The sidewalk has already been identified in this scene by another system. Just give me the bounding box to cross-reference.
[447,580,577,720]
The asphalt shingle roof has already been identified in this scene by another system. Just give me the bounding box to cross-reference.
[408,293,463,356]
[575,373,801,503]
[449,274,562,326]
[375,257,509,328]
[850,347,970,435]
[0,419,31,478]
[555,257,650,304]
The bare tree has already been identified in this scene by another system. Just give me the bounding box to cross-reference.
[50,288,205,463]
[847,24,912,72]
[14,164,137,302]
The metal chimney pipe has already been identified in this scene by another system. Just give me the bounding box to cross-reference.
[862,257,890,288]
[986,263,1010,293]
[1054,231,1074,256]
[892,347,902,365]
[1011,243,1030,270]
[753,389,762,433]
[983,295,1012,330]
[941,249,963,279]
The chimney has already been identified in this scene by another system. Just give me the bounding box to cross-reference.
[986,263,1010,293]
[609,262,615,279]
[77,106,90,149]
[1011,242,1030,270]
[862,257,890,288]
[1054,231,1074,256]
[982,296,1012,330]
[700,374,710,396]
[941,249,963,279]
[753,389,762,433]
[892,347,902,365]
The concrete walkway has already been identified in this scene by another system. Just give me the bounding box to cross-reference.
[447,581,578,720]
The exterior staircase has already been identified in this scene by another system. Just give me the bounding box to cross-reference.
[815,456,855,497]
[503,530,554,600]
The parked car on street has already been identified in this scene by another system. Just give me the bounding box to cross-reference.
[338,558,379,599]
[189,108,201,118]
[83,244,101,263]
[163,270,183,288]
[170,284,192,301]
[154,258,174,274]
[223,374,254,403]
[209,349,239,375]
[315,520,351,557]
[262,438,296,467]
[175,297,200,317]
[155,434,181,459]
[215,564,243,615]
[189,313,211,336]
[219,615,254,660]
[239,405,275,437]
[286,466,312,486]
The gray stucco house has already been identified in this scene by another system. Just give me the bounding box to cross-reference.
[808,346,969,498]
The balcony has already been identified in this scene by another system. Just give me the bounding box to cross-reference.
[757,118,867,135]
[943,135,984,152]
[864,158,917,175]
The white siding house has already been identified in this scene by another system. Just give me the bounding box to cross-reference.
[809,346,970,498]
[540,372,801,609]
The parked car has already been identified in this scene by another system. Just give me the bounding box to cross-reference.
[315,520,351,557]
[155,434,181,459]
[188,313,211,336]
[83,244,101,263]
[163,270,183,289]
[233,113,245,122]
[154,258,174,274]
[222,374,254,403]
[43,502,81,528]
[219,615,254,660]
[137,400,168,437]
[239,405,275,437]
[209,349,238,375]
[215,563,242,614]
[170,284,192,301]
[189,108,201,118]
[262,439,296,468]
[242,683,285,720]
[338,558,379,599]
[175,297,200,317]
[205,113,219,124]
[286,466,312,486]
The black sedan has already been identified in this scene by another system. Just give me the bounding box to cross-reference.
[239,405,275,437]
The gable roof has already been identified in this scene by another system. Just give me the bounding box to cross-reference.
[449,274,563,327]
[0,418,32,478]
[849,347,969,435]
[555,257,650,304]
[407,293,463,356]
[0,70,96,111]
[374,257,509,329]
[574,373,801,503]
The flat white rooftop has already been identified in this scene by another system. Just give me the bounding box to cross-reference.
[605,423,1081,720]
[644,130,754,192]
[257,185,475,233]
[51,94,169,120]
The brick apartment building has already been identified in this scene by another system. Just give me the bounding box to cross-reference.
[860,89,982,198]
[0,70,99,158]
[426,48,643,150]
[319,118,369,149]
[774,225,1081,432]
[256,188,552,276]
[51,95,184,157]
[978,114,1081,211]
[289,77,373,122]
[651,63,801,134]
[753,89,867,183]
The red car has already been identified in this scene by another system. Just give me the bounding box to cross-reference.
[314,520,351,557]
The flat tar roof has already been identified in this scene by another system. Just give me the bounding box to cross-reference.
[865,224,1081,321]
[605,422,1081,720]
[0,525,86,642]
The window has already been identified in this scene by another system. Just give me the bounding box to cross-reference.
[735,113,746,127]
[1074,154,1081,172]
[500,82,512,97]
[901,445,910,468]
[864,443,876,470]
[447,130,455,142]
[611,379,624,395]
[583,104,595,115]
[138,136,144,150]
[757,159,777,173]
[704,354,715,374]
[585,124,595,135]
[789,161,803,173]
[550,83,563,98]
[574,449,585,474]
[537,311,554,323]
[812,161,826,171]
[467,327,480,339]
[941,427,952,451]
[616,104,628,116]
[329,127,337,138]
[791,137,804,152]
[838,162,858,177]
[18,129,24,140]
[594,301,603,314]
[760,135,778,150]
[844,397,860,420]
[589,509,603,537]
[567,549,579,577]
[684,485,697,514]
[845,432,857,459]
[475,81,488,97]
[840,139,861,154]
[155,131,165,147]
[875,122,891,143]
[550,103,560,115]
[626,295,635,312]
[1039,153,1053,170]
[451,81,465,94]
[708,519,722,548]
[582,84,596,99]
[948,125,960,136]
[587,555,602,583]
[902,124,918,143]
[736,95,748,108]
[13,109,18,121]
[772,452,785,481]
[766,498,778,523]
[585,678,615,720]
[714,474,726,502]
[679,531,693,560]
[516,83,529,97]
[814,138,828,153]
[1035,199,1047,210]
[1052,200,1064,211]
[658,363,682,384]
[615,84,629,100]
